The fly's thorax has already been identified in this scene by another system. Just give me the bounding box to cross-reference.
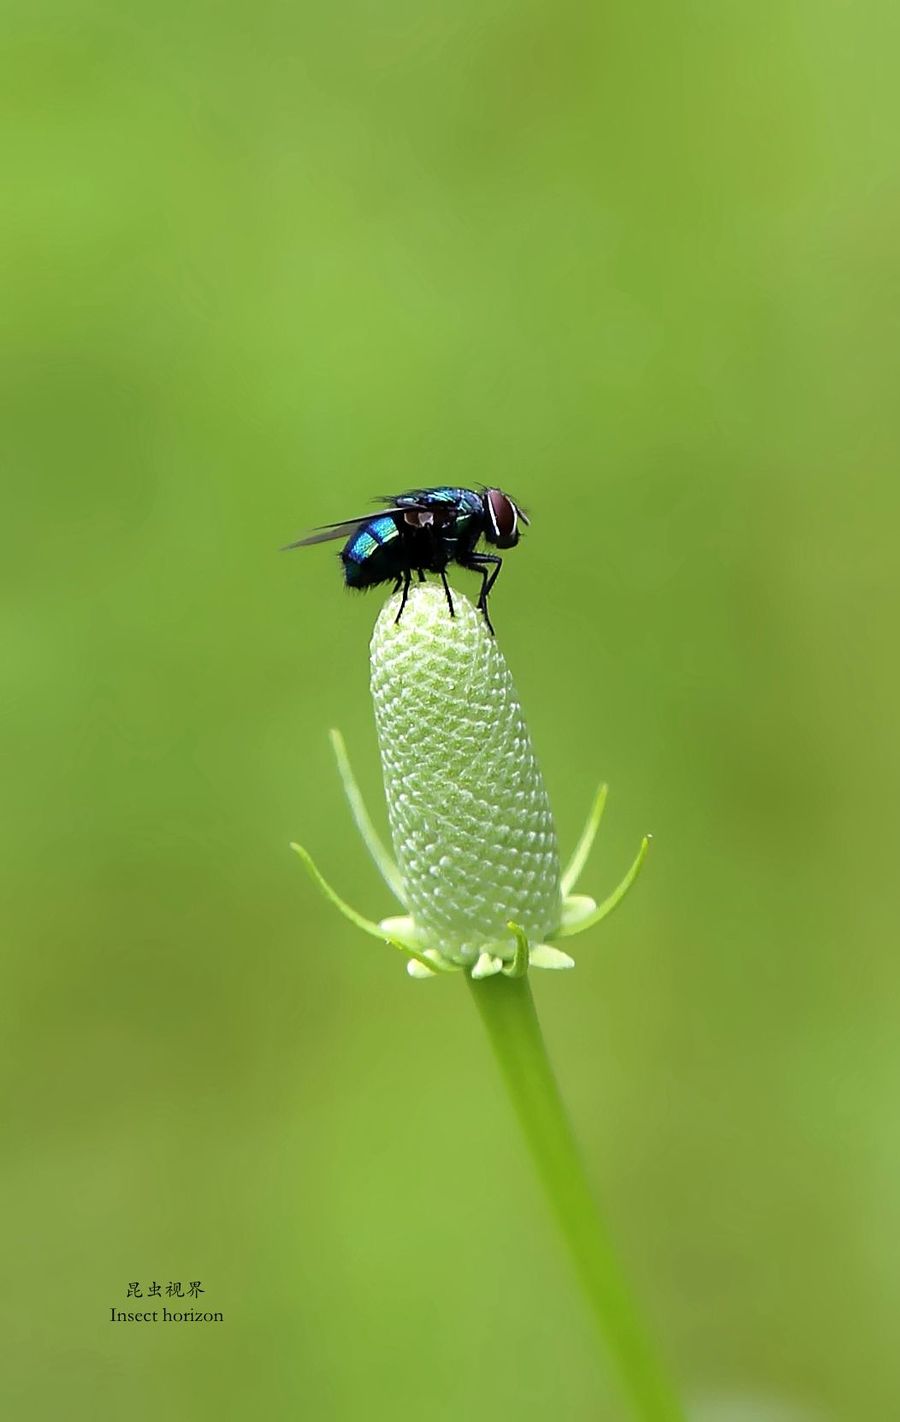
[370,583,562,963]
[396,488,483,561]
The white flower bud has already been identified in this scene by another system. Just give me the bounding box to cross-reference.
[370,584,562,966]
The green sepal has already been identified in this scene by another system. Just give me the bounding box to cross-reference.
[329,729,407,905]
[289,841,444,974]
[561,783,608,896]
[554,836,651,939]
[504,920,530,978]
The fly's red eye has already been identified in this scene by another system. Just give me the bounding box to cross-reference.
[485,488,519,547]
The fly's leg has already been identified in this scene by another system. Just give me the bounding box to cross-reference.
[439,569,455,618]
[395,568,412,623]
[460,554,501,634]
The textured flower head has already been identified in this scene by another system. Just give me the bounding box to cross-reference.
[293,585,648,979]
[371,584,561,965]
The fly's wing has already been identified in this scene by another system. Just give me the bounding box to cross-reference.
[282,511,404,551]
[377,490,468,528]
[379,489,457,509]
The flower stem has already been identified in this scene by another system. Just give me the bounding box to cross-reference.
[467,974,686,1422]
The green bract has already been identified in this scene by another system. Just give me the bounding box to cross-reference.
[293,584,649,979]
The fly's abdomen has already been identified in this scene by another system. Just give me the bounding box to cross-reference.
[341,515,401,588]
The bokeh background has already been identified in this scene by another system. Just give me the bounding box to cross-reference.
[3,2,899,1418]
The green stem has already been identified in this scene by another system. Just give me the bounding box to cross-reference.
[467,974,686,1422]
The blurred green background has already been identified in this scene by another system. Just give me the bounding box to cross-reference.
[3,1,898,1418]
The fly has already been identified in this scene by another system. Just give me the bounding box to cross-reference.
[284,486,529,634]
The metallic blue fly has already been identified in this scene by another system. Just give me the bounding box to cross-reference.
[285,487,528,634]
